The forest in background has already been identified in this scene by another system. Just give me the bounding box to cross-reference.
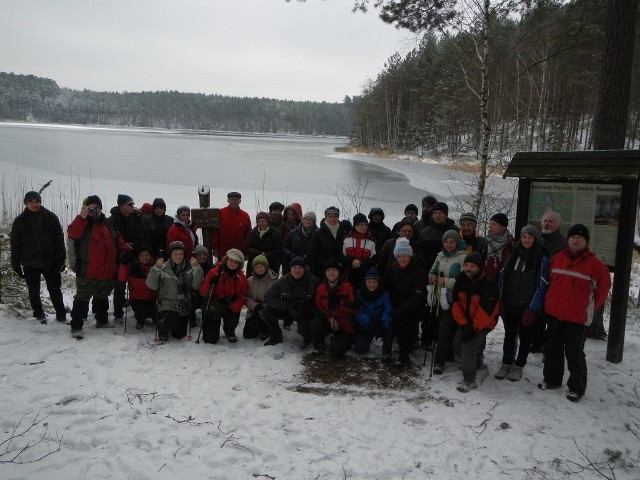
[0,72,353,136]
[349,0,640,165]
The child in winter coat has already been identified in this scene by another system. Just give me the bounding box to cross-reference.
[428,230,468,374]
[165,206,199,259]
[243,255,278,339]
[451,252,499,392]
[127,244,157,330]
[310,259,357,359]
[353,268,394,361]
[343,213,378,288]
[146,241,203,341]
[198,249,248,344]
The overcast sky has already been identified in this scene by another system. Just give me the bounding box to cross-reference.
[1,0,415,102]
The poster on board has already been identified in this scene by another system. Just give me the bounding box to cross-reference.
[528,182,620,267]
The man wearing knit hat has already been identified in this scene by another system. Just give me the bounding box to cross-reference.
[142,198,173,259]
[10,190,67,323]
[67,196,124,337]
[283,211,318,266]
[484,212,513,280]
[418,201,459,271]
[212,192,252,259]
[245,211,283,277]
[459,211,488,258]
[268,201,286,238]
[367,207,393,252]
[539,224,611,402]
[392,204,420,235]
[306,206,347,278]
[413,195,438,234]
[450,252,499,392]
[109,194,149,323]
[262,256,320,346]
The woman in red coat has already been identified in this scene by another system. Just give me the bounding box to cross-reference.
[166,206,199,259]
[309,259,357,358]
[127,244,158,330]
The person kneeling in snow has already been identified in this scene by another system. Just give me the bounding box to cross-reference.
[451,252,499,392]
[146,241,203,342]
[243,255,278,340]
[353,268,394,362]
[198,249,248,344]
[127,244,157,330]
[310,259,357,358]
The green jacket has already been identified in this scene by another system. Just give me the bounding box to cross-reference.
[146,260,203,314]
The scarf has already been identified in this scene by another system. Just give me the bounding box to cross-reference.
[325,221,340,239]
[486,230,511,262]
[258,226,270,238]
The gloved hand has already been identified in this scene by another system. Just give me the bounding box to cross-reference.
[461,324,477,342]
[254,303,264,313]
[13,266,25,278]
[521,308,536,327]
[426,284,434,306]
[439,288,450,310]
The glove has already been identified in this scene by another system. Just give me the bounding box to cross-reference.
[12,266,24,278]
[426,284,434,307]
[521,308,536,327]
[461,324,477,342]
[439,288,450,310]
[254,303,264,313]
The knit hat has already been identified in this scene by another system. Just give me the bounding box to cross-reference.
[323,258,343,273]
[152,197,166,209]
[302,211,317,222]
[567,223,590,242]
[393,238,413,258]
[226,248,245,263]
[405,204,419,215]
[433,202,449,215]
[227,191,242,198]
[85,195,103,208]
[368,207,385,220]
[176,205,190,216]
[490,212,509,228]
[520,225,542,244]
[269,201,285,212]
[117,194,133,206]
[192,245,209,256]
[459,212,477,224]
[168,241,185,254]
[353,213,368,226]
[23,191,41,205]
[256,211,270,224]
[442,229,462,246]
[289,256,306,268]
[140,203,153,215]
[324,206,340,217]
[364,268,381,281]
[422,195,437,207]
[252,254,269,269]
[135,243,152,256]
[464,252,484,270]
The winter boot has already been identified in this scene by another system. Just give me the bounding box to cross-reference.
[507,366,523,382]
[456,379,478,392]
[494,363,511,380]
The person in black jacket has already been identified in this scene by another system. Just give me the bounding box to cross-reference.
[282,211,318,266]
[367,207,393,253]
[142,198,174,259]
[10,191,67,322]
[418,202,459,270]
[109,194,149,322]
[306,206,347,279]
[262,256,320,346]
[245,211,283,277]
[385,238,427,367]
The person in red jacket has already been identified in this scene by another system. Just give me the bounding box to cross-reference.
[538,224,611,402]
[450,252,499,392]
[127,244,158,330]
[199,248,248,344]
[67,195,126,337]
[310,259,357,358]
[212,192,252,259]
[166,205,199,259]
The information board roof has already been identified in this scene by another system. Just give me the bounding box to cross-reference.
[504,150,640,180]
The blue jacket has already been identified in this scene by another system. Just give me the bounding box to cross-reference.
[355,287,393,329]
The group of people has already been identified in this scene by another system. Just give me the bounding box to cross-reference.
[10,190,611,400]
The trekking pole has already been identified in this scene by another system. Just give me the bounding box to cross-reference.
[423,290,435,367]
[196,285,214,344]
[429,284,442,377]
[153,257,163,343]
[124,285,129,334]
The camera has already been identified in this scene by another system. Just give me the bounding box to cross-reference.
[88,206,95,213]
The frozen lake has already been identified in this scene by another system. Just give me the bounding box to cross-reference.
[0,123,471,227]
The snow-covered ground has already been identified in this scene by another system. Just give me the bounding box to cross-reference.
[1,275,639,480]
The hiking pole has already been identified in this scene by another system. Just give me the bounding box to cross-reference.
[423,283,435,367]
[124,285,129,334]
[153,257,163,343]
[196,285,214,344]
[429,287,442,377]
